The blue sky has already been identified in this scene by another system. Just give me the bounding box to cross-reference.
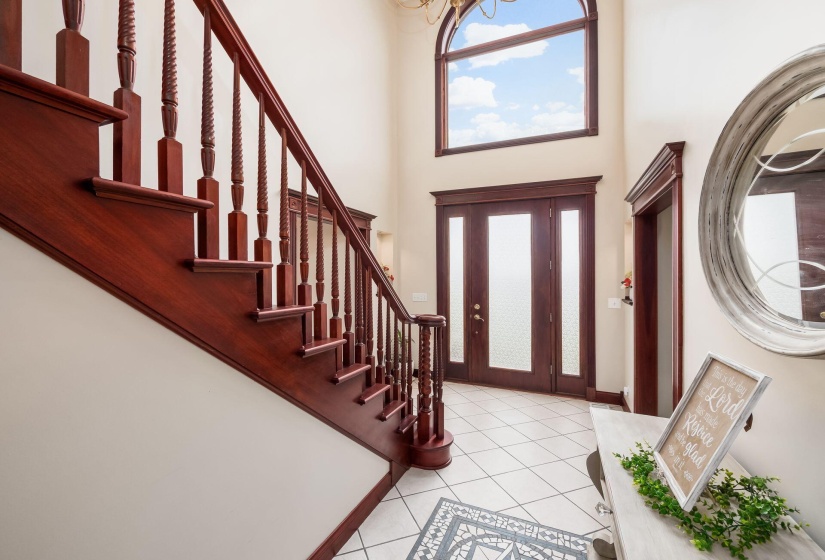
[447,0,586,147]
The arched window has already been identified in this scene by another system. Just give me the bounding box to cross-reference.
[435,0,598,155]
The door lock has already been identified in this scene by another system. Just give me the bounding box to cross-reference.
[473,314,485,322]
[473,304,481,310]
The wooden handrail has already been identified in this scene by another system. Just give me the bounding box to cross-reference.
[191,0,416,324]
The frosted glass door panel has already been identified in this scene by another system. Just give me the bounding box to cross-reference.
[449,217,465,362]
[561,210,581,376]
[488,214,532,371]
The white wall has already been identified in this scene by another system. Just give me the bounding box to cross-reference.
[624,0,825,545]
[20,0,399,257]
[0,229,388,560]
[394,0,627,394]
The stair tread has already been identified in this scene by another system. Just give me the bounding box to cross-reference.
[332,363,371,385]
[300,337,346,358]
[90,177,213,213]
[254,305,314,322]
[380,400,407,422]
[397,414,416,434]
[359,383,390,405]
[187,259,273,273]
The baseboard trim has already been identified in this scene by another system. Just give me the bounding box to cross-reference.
[593,390,623,406]
[308,470,394,560]
[620,392,631,412]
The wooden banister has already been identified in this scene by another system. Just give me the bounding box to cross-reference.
[191,0,415,323]
[314,187,328,340]
[343,231,354,367]
[196,7,219,259]
[227,53,247,259]
[276,128,293,306]
[298,162,312,345]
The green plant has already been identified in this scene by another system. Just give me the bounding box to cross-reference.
[615,442,804,560]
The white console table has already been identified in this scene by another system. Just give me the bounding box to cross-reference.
[589,408,825,559]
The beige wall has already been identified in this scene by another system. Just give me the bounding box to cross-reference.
[0,230,388,560]
[623,0,825,545]
[20,0,399,258]
[394,1,627,394]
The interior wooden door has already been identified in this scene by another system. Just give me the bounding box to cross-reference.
[468,199,554,393]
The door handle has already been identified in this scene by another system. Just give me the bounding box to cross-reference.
[473,314,484,322]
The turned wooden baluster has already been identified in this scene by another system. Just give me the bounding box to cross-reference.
[435,325,445,439]
[227,54,248,259]
[297,162,313,345]
[158,0,183,194]
[254,95,272,309]
[385,301,392,388]
[343,231,355,367]
[57,0,89,95]
[366,268,376,384]
[406,322,414,416]
[330,212,343,368]
[375,283,384,388]
[0,0,22,70]
[276,128,294,306]
[418,322,433,442]
[114,0,141,185]
[314,188,328,340]
[393,312,401,403]
[354,251,366,370]
[197,8,219,258]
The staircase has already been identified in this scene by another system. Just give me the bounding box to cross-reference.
[0,0,452,482]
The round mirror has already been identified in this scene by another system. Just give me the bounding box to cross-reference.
[701,45,825,356]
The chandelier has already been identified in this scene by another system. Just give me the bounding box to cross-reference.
[394,0,518,28]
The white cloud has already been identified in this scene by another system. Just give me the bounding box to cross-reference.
[461,23,548,68]
[506,103,520,110]
[568,66,584,84]
[532,104,540,111]
[449,76,498,109]
[449,104,584,147]
[546,101,569,112]
[448,62,459,72]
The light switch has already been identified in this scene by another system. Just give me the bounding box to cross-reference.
[412,293,428,302]
[608,298,621,309]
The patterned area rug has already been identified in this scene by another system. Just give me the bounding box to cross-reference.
[406,498,590,560]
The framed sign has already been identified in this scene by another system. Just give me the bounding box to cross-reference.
[653,354,771,511]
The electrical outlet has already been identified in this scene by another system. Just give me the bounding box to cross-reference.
[412,292,428,302]
[623,386,629,396]
[608,298,622,309]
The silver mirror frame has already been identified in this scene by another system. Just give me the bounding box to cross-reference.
[700,44,825,357]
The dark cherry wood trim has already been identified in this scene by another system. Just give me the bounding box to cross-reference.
[307,470,393,560]
[627,142,685,415]
[380,400,406,422]
[186,259,272,273]
[432,176,602,206]
[434,1,599,156]
[333,363,372,385]
[253,304,314,322]
[397,414,417,434]
[593,390,622,406]
[359,383,391,405]
[91,178,213,213]
[620,391,631,413]
[300,338,346,358]
[0,64,126,124]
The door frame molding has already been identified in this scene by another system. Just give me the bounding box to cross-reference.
[625,142,685,415]
[432,176,602,399]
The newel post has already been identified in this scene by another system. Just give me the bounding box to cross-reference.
[410,314,452,470]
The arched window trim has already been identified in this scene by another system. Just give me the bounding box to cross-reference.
[435,0,599,156]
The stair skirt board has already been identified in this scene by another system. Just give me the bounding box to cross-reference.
[307,470,394,560]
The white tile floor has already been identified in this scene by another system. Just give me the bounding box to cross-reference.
[334,382,623,560]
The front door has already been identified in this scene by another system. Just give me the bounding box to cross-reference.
[439,194,591,397]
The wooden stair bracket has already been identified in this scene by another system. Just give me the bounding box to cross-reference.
[409,314,453,470]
